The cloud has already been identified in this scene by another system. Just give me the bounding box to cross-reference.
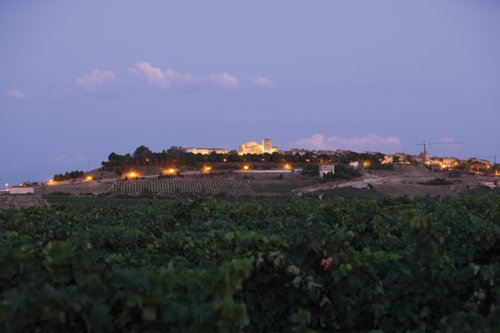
[128,61,197,89]
[76,69,116,94]
[4,89,27,100]
[247,76,274,88]
[209,72,239,89]
[292,133,401,153]
[129,61,273,91]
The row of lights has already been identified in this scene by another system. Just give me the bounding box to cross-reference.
[35,163,500,187]
[46,175,94,185]
[122,163,294,178]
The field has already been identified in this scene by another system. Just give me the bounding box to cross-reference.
[1,194,499,332]
[110,177,317,195]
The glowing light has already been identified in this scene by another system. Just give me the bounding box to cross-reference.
[363,161,371,168]
[243,165,250,170]
[47,179,56,185]
[84,176,93,182]
[496,171,500,177]
[283,164,292,170]
[163,168,177,175]
[223,158,227,162]
[203,166,212,173]
[124,171,140,179]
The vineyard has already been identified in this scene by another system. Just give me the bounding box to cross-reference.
[1,195,500,332]
[110,177,317,194]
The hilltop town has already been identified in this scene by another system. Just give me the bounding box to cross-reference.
[2,138,499,203]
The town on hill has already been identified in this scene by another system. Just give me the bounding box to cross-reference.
[2,138,499,201]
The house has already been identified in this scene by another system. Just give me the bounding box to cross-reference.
[441,157,460,168]
[393,152,412,164]
[349,161,360,168]
[319,165,335,178]
[9,186,35,195]
[381,155,394,164]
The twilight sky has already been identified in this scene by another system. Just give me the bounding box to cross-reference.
[1,0,499,185]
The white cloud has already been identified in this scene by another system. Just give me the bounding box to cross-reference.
[292,133,401,153]
[128,61,197,89]
[247,76,274,88]
[129,61,263,91]
[4,89,27,100]
[209,72,239,89]
[76,69,116,94]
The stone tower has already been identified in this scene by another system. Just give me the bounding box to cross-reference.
[262,138,272,153]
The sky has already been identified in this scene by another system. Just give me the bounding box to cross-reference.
[1,0,499,185]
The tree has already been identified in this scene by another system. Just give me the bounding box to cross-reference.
[133,145,152,160]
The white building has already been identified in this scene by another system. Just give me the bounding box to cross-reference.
[319,165,335,178]
[9,186,35,195]
[239,138,279,155]
[183,148,228,155]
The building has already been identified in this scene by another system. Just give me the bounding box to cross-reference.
[381,155,394,164]
[9,186,35,195]
[319,165,335,178]
[393,152,412,164]
[183,148,228,155]
[427,157,461,169]
[239,138,279,155]
[349,161,360,169]
[441,157,460,168]
[262,138,273,153]
[239,141,262,155]
[467,158,493,166]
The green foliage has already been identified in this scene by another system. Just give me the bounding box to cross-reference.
[53,170,84,181]
[1,195,500,332]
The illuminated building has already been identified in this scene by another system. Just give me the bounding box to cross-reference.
[239,138,279,155]
[183,148,228,155]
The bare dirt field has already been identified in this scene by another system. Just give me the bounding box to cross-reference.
[0,194,49,209]
[296,165,499,198]
[42,180,115,195]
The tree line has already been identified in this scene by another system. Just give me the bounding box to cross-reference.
[100,145,393,174]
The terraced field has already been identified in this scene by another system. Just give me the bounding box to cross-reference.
[110,177,317,194]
